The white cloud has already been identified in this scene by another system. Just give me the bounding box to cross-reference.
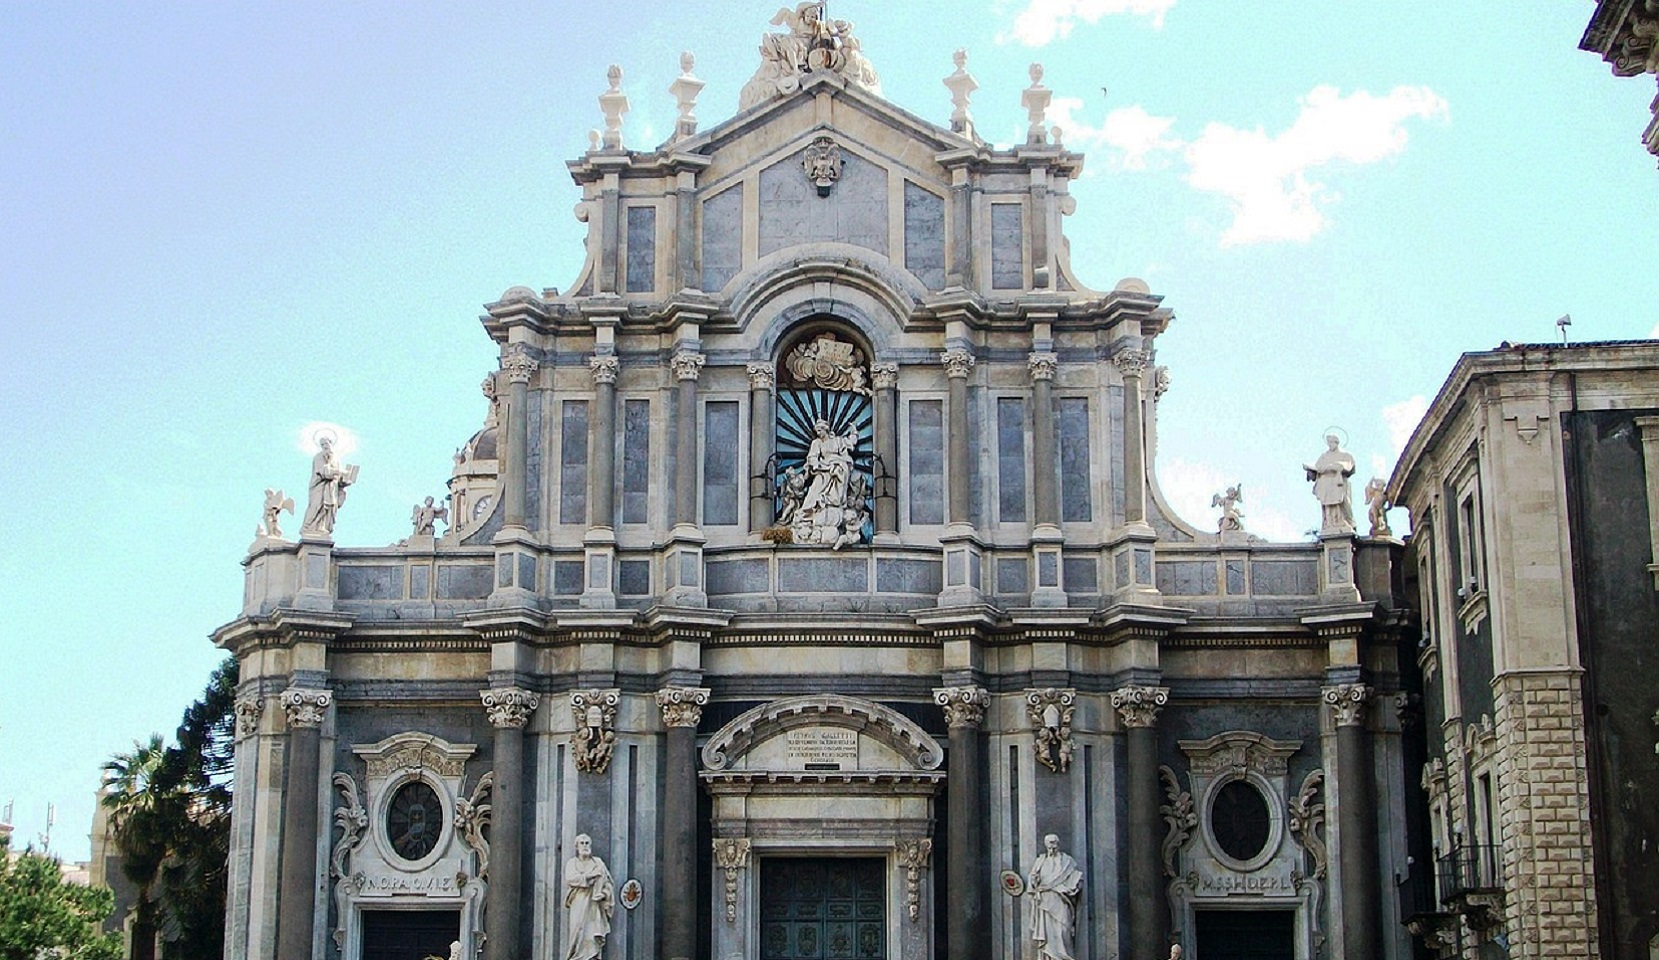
[1044,98,1182,171]
[295,420,361,457]
[1157,457,1307,543]
[1183,85,1448,246]
[1381,394,1430,458]
[1004,0,1177,46]
[1649,319,1659,339]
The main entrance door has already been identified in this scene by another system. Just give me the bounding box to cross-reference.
[360,909,461,960]
[760,858,886,960]
[1194,909,1294,960]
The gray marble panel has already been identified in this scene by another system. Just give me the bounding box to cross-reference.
[701,185,743,292]
[779,557,868,592]
[1064,556,1098,595]
[560,400,589,525]
[497,554,512,589]
[876,558,941,594]
[625,206,656,293]
[1226,559,1246,594]
[707,558,770,596]
[758,149,888,257]
[1058,397,1092,522]
[525,391,543,530]
[997,397,1027,523]
[618,560,651,596]
[703,401,740,526]
[990,202,1024,289]
[908,400,944,525]
[969,550,982,590]
[409,564,431,600]
[622,399,650,524]
[437,563,493,600]
[997,557,1029,595]
[1155,559,1217,596]
[305,554,327,588]
[1038,551,1058,588]
[553,560,584,596]
[903,181,946,289]
[338,565,401,601]
[1113,551,1130,591]
[518,553,538,591]
[1252,559,1318,596]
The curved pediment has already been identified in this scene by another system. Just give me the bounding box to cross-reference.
[701,694,942,773]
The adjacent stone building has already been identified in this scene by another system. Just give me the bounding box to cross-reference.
[1581,0,1659,166]
[1389,340,1659,959]
[215,10,1422,960]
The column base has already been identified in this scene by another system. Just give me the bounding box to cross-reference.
[1108,524,1162,604]
[665,528,708,609]
[294,539,336,611]
[582,534,618,610]
[1030,525,1067,608]
[1318,532,1361,603]
[938,528,984,608]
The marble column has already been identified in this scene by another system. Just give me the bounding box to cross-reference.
[1112,685,1170,960]
[934,686,990,960]
[481,688,540,960]
[501,347,538,529]
[672,350,706,529]
[747,363,775,533]
[1113,349,1149,526]
[1326,683,1380,960]
[657,687,711,960]
[872,362,899,539]
[275,688,331,960]
[1029,353,1059,527]
[941,350,976,527]
[589,356,619,530]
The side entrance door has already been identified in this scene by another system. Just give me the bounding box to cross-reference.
[760,858,886,960]
[1193,909,1295,960]
[360,909,461,960]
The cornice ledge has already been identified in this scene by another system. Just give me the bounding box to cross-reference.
[1095,602,1192,632]
[461,606,552,641]
[912,604,1002,632]
[642,605,735,631]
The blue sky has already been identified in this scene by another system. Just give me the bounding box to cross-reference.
[2,1,1656,862]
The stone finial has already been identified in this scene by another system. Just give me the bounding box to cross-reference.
[482,687,541,729]
[669,51,706,142]
[589,355,620,385]
[1323,683,1372,727]
[571,689,621,774]
[940,349,977,379]
[1022,62,1052,145]
[934,686,990,729]
[657,687,711,728]
[944,48,979,137]
[599,64,630,150]
[1110,685,1169,728]
[281,688,332,729]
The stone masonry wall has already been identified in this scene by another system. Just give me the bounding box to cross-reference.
[1492,670,1599,958]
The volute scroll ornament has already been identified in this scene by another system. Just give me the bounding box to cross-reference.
[481,688,541,730]
[1110,685,1169,728]
[501,346,538,385]
[1322,683,1372,727]
[1111,348,1150,378]
[454,772,494,879]
[1027,353,1058,382]
[1026,688,1076,773]
[746,362,776,391]
[588,355,620,386]
[282,688,333,729]
[670,351,706,382]
[870,361,899,391]
[934,686,990,729]
[656,686,711,729]
[571,689,621,774]
[330,773,368,950]
[940,349,977,380]
[1158,766,1195,878]
[234,696,265,740]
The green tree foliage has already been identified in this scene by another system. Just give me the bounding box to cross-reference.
[0,840,123,960]
[102,658,238,960]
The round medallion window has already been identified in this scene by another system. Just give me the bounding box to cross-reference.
[386,781,442,862]
[1210,780,1271,863]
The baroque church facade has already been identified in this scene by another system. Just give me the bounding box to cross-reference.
[217,9,1420,960]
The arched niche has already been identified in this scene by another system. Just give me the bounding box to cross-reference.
[701,694,943,774]
[769,321,878,547]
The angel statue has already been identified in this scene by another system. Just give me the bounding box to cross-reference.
[412,496,449,538]
[1211,484,1244,533]
[260,488,295,539]
[1364,477,1393,538]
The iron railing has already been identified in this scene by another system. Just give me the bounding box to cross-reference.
[1437,843,1503,901]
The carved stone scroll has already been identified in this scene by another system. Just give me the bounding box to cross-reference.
[482,688,541,730]
[282,688,332,729]
[1110,685,1169,729]
[897,839,933,922]
[934,686,990,729]
[455,772,494,880]
[1158,765,1195,878]
[571,689,621,774]
[713,838,751,924]
[330,773,368,950]
[1025,688,1076,773]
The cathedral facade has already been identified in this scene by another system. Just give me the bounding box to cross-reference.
[216,10,1418,960]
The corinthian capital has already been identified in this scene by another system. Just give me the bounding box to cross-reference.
[1323,683,1372,727]
[589,355,620,385]
[746,362,776,391]
[1027,352,1058,382]
[482,687,541,729]
[1110,685,1169,728]
[1111,349,1149,378]
[234,696,265,739]
[933,686,990,729]
[656,686,711,728]
[939,350,977,379]
[501,345,539,384]
[870,362,899,391]
[670,351,706,382]
[281,688,332,729]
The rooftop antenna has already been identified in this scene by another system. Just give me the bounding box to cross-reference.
[40,802,55,853]
[1556,313,1572,344]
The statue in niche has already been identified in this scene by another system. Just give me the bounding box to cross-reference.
[302,434,359,537]
[260,488,294,539]
[1211,484,1244,533]
[1364,477,1393,538]
[776,465,810,528]
[563,834,614,960]
[1026,834,1083,960]
[786,332,870,395]
[1304,434,1356,535]
[790,419,863,548]
[411,496,448,537]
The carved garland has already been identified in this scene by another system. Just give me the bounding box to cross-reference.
[330,773,368,950]
[454,772,494,880]
[1158,765,1196,878]
[713,838,751,924]
[897,839,933,922]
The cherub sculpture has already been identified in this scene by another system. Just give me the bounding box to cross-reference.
[1211,484,1244,533]
[1364,477,1392,538]
[260,488,295,539]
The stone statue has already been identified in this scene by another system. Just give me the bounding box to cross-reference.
[786,332,870,395]
[447,942,462,960]
[563,834,614,960]
[302,435,359,537]
[739,3,880,110]
[1026,834,1082,960]
[1304,434,1356,534]
[260,488,294,539]
[411,496,449,538]
[776,465,809,527]
[1167,947,1184,960]
[1211,484,1244,533]
[791,419,862,546]
[1364,477,1393,538]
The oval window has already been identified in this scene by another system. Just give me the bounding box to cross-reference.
[1210,780,1271,863]
[386,781,442,862]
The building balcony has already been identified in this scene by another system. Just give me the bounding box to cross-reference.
[1397,867,1459,956]
[1437,844,1505,934]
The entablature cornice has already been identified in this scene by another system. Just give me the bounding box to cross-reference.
[213,610,356,655]
[461,607,552,645]
[1298,602,1383,640]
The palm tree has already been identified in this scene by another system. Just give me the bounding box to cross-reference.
[102,735,169,960]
